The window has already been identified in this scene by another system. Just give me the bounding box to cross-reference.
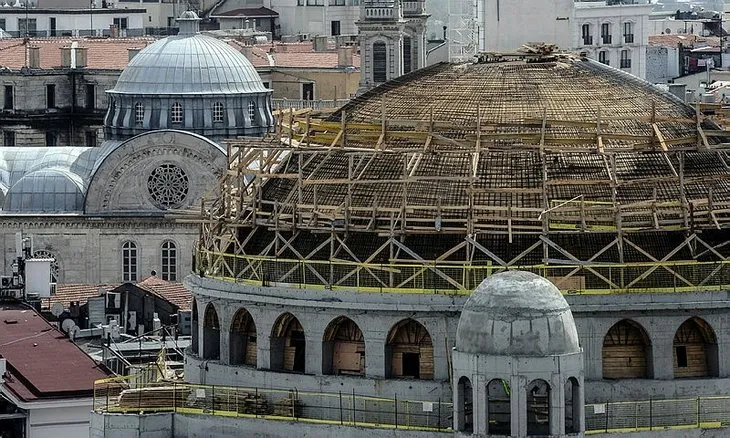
[45,132,57,146]
[3,85,12,110]
[212,101,224,122]
[262,81,270,89]
[85,131,97,147]
[113,17,129,30]
[403,36,412,74]
[18,18,36,37]
[0,19,6,31]
[135,102,144,124]
[248,101,256,123]
[331,20,341,36]
[306,0,324,4]
[598,51,609,65]
[581,24,592,45]
[46,84,56,109]
[49,17,56,37]
[676,345,688,368]
[623,22,634,43]
[171,102,183,124]
[161,241,177,281]
[302,83,314,100]
[122,241,138,282]
[601,23,612,44]
[620,50,631,68]
[85,84,95,109]
[373,42,387,83]
[3,131,14,147]
[329,0,345,4]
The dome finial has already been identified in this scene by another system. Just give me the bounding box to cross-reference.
[177,10,200,36]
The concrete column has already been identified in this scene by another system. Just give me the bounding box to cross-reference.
[550,373,563,436]
[256,317,274,370]
[452,375,464,431]
[651,333,674,380]
[365,330,387,378]
[305,332,321,376]
[473,374,488,436]
[511,375,526,437]
[576,376,586,433]
[218,311,231,365]
[196,300,206,358]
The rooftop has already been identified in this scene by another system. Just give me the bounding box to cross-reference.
[0,303,110,403]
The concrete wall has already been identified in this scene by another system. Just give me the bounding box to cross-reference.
[482,0,574,51]
[29,404,92,438]
[268,69,359,100]
[90,412,173,438]
[271,0,359,37]
[0,10,146,37]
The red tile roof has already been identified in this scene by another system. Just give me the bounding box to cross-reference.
[648,34,721,48]
[0,303,111,403]
[48,283,117,310]
[136,276,192,311]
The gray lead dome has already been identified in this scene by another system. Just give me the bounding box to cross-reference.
[456,271,581,356]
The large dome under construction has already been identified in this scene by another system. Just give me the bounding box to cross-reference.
[199,53,730,295]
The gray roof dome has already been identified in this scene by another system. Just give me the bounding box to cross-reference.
[456,271,580,356]
[110,30,266,95]
[4,167,86,213]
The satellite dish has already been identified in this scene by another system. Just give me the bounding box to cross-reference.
[61,318,77,335]
[50,302,64,317]
[665,28,671,34]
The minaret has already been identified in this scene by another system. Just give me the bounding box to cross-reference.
[356,0,429,94]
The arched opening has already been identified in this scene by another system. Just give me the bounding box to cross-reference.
[202,303,220,360]
[456,376,473,433]
[526,379,550,436]
[230,308,257,366]
[564,377,580,434]
[402,36,412,74]
[322,317,364,376]
[373,42,387,83]
[385,319,433,379]
[191,299,198,355]
[602,319,652,379]
[270,313,306,373]
[673,317,718,378]
[487,379,511,435]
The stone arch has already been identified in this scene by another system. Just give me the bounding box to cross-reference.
[229,308,257,366]
[564,377,580,434]
[526,379,550,436]
[270,312,306,373]
[487,378,511,435]
[202,303,220,360]
[673,317,718,378]
[456,376,473,433]
[322,316,364,376]
[384,318,433,379]
[602,319,652,379]
[191,298,198,355]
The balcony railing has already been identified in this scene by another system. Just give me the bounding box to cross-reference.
[624,34,634,43]
[402,0,425,15]
[602,34,612,44]
[365,7,395,19]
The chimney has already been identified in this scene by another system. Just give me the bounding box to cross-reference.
[128,47,141,62]
[28,46,40,68]
[313,35,329,52]
[75,47,88,68]
[109,24,118,38]
[60,47,72,68]
[337,46,353,68]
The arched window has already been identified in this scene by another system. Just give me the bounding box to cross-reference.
[248,101,256,124]
[456,376,473,433]
[191,299,199,355]
[487,379,511,435]
[373,42,387,83]
[620,49,631,69]
[122,241,137,282]
[33,249,59,284]
[322,316,364,375]
[673,317,718,378]
[171,102,183,124]
[271,313,306,372]
[212,101,224,123]
[203,303,220,360]
[385,319,433,379]
[230,308,257,366]
[402,36,412,74]
[161,241,177,281]
[134,102,144,124]
[526,379,550,436]
[565,377,581,434]
[603,319,651,379]
[581,23,592,45]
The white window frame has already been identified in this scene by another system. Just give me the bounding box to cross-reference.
[213,101,224,123]
[161,240,177,281]
[134,102,144,124]
[171,102,183,124]
[122,241,138,283]
[248,101,256,123]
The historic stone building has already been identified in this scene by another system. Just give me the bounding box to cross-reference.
[0,11,274,284]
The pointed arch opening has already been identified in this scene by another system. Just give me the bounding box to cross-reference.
[230,308,257,366]
[673,317,718,378]
[385,319,433,379]
[602,319,652,379]
[322,316,364,376]
[487,378,511,435]
[270,313,306,373]
[202,303,220,360]
[526,379,550,436]
[191,299,198,355]
[456,376,473,433]
[564,377,580,434]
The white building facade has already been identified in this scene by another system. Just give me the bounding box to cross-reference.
[271,0,360,37]
[0,7,146,37]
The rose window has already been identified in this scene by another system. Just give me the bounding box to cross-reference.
[147,164,189,209]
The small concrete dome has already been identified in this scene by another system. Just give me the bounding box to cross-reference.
[456,271,580,356]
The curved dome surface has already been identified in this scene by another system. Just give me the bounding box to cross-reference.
[4,167,86,213]
[110,34,267,95]
[455,271,580,356]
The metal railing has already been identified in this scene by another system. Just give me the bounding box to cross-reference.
[197,250,730,296]
[93,375,451,431]
[272,99,348,111]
